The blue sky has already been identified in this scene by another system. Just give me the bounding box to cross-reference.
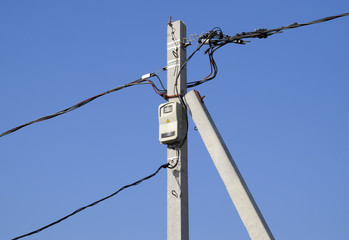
[1,1,348,239]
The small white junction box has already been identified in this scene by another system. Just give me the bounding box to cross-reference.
[158,102,185,144]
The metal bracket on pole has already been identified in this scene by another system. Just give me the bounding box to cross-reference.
[184,90,275,240]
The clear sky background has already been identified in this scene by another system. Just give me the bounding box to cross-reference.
[1,1,348,240]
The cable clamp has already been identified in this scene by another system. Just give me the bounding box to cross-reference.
[162,94,184,101]
[167,156,179,169]
[141,73,155,79]
[193,90,205,103]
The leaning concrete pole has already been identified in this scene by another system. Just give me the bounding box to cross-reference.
[184,90,275,240]
[166,20,189,240]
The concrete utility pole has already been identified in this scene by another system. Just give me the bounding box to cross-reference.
[166,20,189,240]
[184,90,275,240]
[164,20,274,240]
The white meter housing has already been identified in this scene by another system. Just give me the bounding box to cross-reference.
[159,102,185,144]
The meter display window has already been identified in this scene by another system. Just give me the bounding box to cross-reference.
[163,105,173,113]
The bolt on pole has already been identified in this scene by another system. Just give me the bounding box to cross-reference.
[166,20,189,240]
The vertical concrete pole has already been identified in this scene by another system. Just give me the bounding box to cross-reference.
[166,20,189,240]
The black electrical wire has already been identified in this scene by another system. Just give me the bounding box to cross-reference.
[8,11,349,239]
[187,45,218,88]
[12,162,174,240]
[232,12,349,41]
[184,29,223,89]
[0,75,165,138]
[209,12,349,45]
[186,12,349,89]
[173,29,217,97]
[164,24,216,150]
[166,28,218,149]
[154,73,166,92]
[172,29,220,102]
[2,13,349,140]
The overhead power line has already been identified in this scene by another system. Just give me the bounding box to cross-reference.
[198,12,349,46]
[4,11,349,240]
[12,161,177,240]
[229,12,349,42]
[165,12,349,149]
[1,12,348,139]
[181,12,349,89]
[0,74,165,138]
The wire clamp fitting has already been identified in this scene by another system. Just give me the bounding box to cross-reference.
[193,90,205,103]
[168,156,179,169]
[162,94,184,101]
[141,73,155,79]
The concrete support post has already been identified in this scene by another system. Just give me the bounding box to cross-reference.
[184,90,275,240]
[166,20,189,240]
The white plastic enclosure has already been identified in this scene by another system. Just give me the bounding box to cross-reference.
[158,102,185,144]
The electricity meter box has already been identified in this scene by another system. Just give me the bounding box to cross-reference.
[158,102,186,144]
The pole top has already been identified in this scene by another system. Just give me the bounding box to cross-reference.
[168,17,186,27]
